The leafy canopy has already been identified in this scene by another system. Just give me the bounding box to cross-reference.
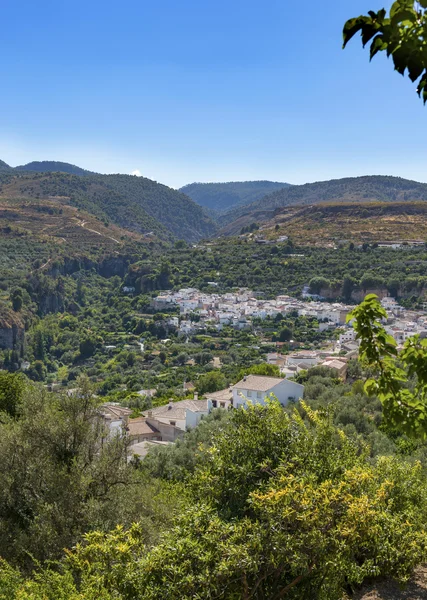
[3,402,427,599]
[343,1,427,102]
[348,294,427,438]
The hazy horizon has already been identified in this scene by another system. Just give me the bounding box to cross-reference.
[3,0,427,188]
[2,153,427,190]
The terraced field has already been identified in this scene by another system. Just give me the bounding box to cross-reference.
[0,197,143,248]
[259,202,427,246]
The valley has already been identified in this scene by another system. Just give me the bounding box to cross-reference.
[1,160,427,600]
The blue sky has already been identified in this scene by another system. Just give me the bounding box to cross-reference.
[1,0,425,188]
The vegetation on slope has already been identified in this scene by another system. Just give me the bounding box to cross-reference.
[0,170,217,242]
[221,175,427,227]
[15,161,93,175]
[0,160,11,171]
[2,392,427,599]
[247,201,427,246]
[180,180,291,213]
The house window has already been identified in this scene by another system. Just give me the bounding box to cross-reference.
[220,402,225,408]
[212,400,217,408]
[257,391,262,399]
[170,420,176,426]
[247,390,252,398]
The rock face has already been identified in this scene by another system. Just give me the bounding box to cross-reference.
[0,311,25,351]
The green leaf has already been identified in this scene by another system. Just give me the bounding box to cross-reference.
[362,24,380,47]
[370,35,388,60]
[407,57,424,82]
[392,47,409,75]
[390,0,415,19]
[343,17,370,48]
[390,8,417,27]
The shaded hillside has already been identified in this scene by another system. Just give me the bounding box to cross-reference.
[221,175,427,226]
[220,201,427,246]
[180,180,291,213]
[0,170,216,242]
[16,161,93,175]
[0,160,11,171]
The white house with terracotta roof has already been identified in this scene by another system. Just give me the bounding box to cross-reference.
[232,375,304,409]
[205,387,233,410]
[144,398,209,431]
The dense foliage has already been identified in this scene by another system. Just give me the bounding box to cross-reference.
[0,169,216,242]
[343,0,427,103]
[1,400,427,598]
[350,294,427,438]
[0,374,183,570]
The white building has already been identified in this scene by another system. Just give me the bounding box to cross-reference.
[232,375,304,409]
[287,351,320,368]
[145,398,209,431]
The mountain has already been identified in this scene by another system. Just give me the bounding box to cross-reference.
[0,170,216,242]
[15,161,93,175]
[0,160,11,171]
[220,175,427,228]
[219,201,427,245]
[180,180,291,213]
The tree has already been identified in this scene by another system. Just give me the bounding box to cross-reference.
[4,403,427,599]
[76,277,86,304]
[360,272,384,291]
[238,363,281,378]
[197,371,227,395]
[343,1,427,103]
[308,276,330,295]
[194,351,213,366]
[0,372,25,419]
[342,274,356,301]
[279,326,292,342]
[348,294,427,438]
[11,289,23,312]
[79,336,97,358]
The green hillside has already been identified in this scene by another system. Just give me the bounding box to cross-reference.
[0,170,216,242]
[15,161,93,175]
[180,180,291,213]
[221,175,427,226]
[0,160,11,171]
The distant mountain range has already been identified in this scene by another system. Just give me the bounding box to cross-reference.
[2,159,427,244]
[180,181,291,213]
[15,160,93,175]
[0,160,216,242]
[218,175,427,229]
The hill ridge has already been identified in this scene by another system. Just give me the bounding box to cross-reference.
[220,174,427,227]
[0,169,216,242]
[15,160,94,176]
[180,180,291,213]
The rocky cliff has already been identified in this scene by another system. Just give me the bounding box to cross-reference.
[0,310,25,351]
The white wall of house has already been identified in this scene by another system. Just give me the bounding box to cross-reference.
[185,408,209,429]
[233,379,304,409]
[154,415,186,430]
[287,355,319,367]
[207,398,232,411]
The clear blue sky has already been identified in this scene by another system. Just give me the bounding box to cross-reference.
[1,0,425,188]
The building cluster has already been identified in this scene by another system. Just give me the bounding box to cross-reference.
[99,291,427,461]
[100,374,305,459]
[381,296,427,344]
[153,288,353,335]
